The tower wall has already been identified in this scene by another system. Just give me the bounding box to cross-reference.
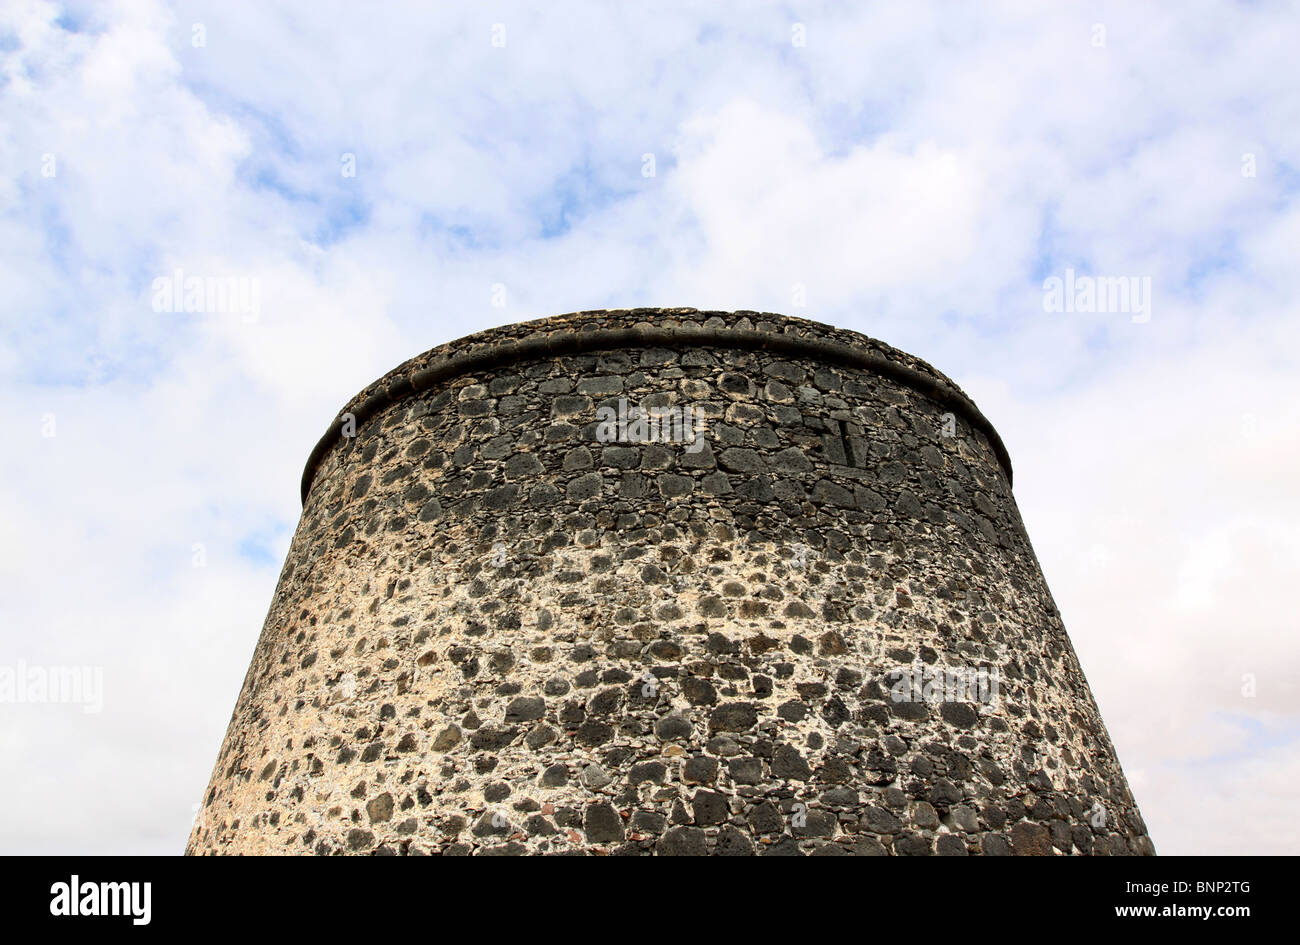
[188,308,1153,855]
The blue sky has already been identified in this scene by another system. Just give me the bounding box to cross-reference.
[1,0,1298,854]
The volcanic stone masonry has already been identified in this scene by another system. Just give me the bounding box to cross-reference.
[187,307,1154,856]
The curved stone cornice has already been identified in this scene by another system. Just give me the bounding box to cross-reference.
[300,310,1013,503]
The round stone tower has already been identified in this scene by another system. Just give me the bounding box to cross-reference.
[187,308,1153,856]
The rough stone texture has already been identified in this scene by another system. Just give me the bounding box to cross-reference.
[187,308,1153,856]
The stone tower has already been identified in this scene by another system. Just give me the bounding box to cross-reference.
[187,308,1153,856]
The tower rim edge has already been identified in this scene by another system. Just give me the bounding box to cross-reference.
[299,309,1014,504]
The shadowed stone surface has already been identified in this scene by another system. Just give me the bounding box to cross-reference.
[187,308,1153,856]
